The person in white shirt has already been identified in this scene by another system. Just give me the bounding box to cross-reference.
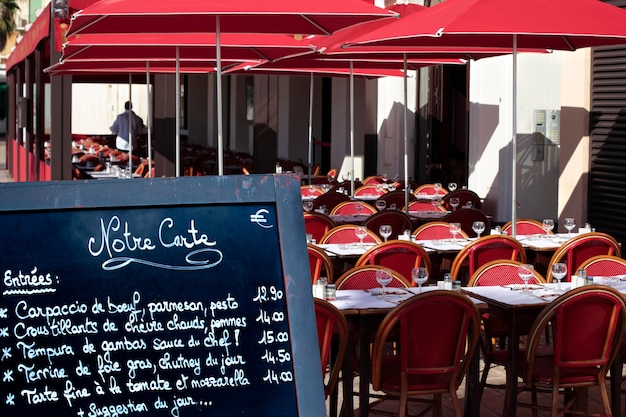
[110,101,145,152]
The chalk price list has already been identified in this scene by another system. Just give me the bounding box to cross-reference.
[253,285,294,385]
[0,280,295,417]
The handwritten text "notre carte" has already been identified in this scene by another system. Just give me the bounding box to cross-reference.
[87,216,223,271]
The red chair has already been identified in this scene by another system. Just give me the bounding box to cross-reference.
[501,218,547,236]
[405,200,446,213]
[329,201,376,215]
[303,212,336,243]
[311,191,351,213]
[308,243,334,284]
[354,184,386,197]
[413,183,448,197]
[362,210,413,241]
[412,221,469,240]
[517,286,626,417]
[450,234,527,283]
[375,190,417,211]
[314,298,349,402]
[441,189,482,210]
[468,260,547,400]
[362,175,385,186]
[355,240,431,286]
[319,225,382,245]
[370,290,481,417]
[334,265,411,290]
[578,254,626,277]
[545,232,621,282]
[442,208,490,238]
[301,184,324,199]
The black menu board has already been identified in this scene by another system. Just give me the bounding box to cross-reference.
[0,175,324,417]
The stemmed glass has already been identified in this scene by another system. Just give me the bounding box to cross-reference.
[433,182,442,199]
[448,182,458,192]
[518,263,535,292]
[449,222,462,243]
[412,266,429,293]
[542,219,554,238]
[564,218,576,238]
[450,197,460,211]
[375,200,387,211]
[472,221,485,238]
[375,269,393,300]
[379,225,392,242]
[355,226,368,247]
[551,262,567,291]
[303,201,314,212]
[355,201,364,216]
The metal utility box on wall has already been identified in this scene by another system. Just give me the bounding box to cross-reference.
[532,109,561,161]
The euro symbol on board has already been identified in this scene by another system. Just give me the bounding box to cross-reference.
[250,209,273,229]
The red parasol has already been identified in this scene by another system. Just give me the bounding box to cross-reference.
[341,0,626,239]
[65,0,398,176]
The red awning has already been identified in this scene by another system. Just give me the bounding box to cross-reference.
[6,5,50,71]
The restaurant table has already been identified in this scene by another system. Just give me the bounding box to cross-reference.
[461,282,625,417]
[327,287,484,417]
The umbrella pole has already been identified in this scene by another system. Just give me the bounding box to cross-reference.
[511,35,518,237]
[176,47,180,177]
[216,16,224,176]
[146,62,152,178]
[350,61,355,197]
[128,73,133,178]
[403,53,409,213]
[308,73,314,185]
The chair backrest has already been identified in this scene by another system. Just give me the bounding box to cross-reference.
[546,232,622,282]
[362,210,413,241]
[311,191,351,213]
[468,259,547,287]
[405,200,447,213]
[441,189,482,211]
[362,175,385,186]
[303,212,337,243]
[442,208,490,237]
[308,244,334,284]
[371,291,481,392]
[450,235,527,283]
[329,201,377,215]
[501,219,548,236]
[354,185,386,197]
[314,298,350,398]
[319,225,382,245]
[524,286,626,386]
[335,265,411,290]
[413,183,449,197]
[578,255,626,277]
[412,221,469,240]
[301,185,323,198]
[375,190,416,210]
[355,240,431,285]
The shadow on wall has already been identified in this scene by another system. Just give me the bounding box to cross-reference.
[377,100,416,180]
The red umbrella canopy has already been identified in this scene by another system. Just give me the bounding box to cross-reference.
[225,61,410,79]
[61,33,315,63]
[67,0,398,37]
[344,0,626,51]
[244,56,464,72]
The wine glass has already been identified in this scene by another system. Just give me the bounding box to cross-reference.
[433,182,442,199]
[379,224,392,242]
[375,200,387,211]
[355,201,364,216]
[302,201,314,212]
[411,266,429,293]
[517,263,534,292]
[449,222,462,243]
[472,221,485,238]
[551,262,567,291]
[449,197,460,211]
[375,269,393,300]
[448,182,458,192]
[542,219,554,238]
[355,226,368,247]
[564,218,576,238]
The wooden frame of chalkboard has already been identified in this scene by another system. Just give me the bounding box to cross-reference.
[0,175,326,417]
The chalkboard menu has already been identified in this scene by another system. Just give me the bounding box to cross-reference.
[0,175,325,417]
